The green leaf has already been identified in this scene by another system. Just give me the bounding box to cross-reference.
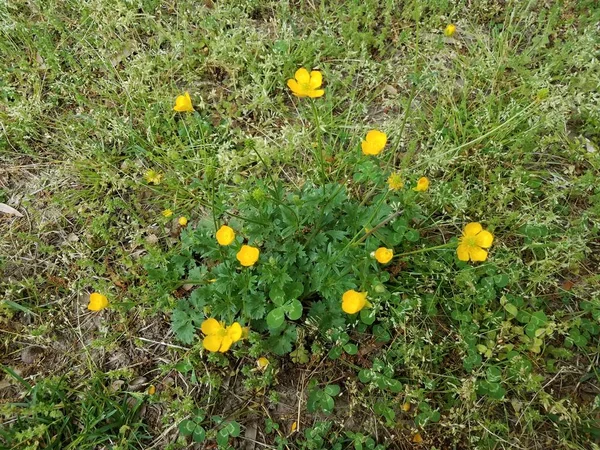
[217,428,229,447]
[324,384,341,396]
[222,421,241,437]
[343,343,358,355]
[286,299,303,320]
[494,274,509,288]
[360,308,376,325]
[323,395,335,414]
[266,307,286,329]
[504,303,518,316]
[358,369,372,383]
[172,310,196,344]
[192,426,206,442]
[328,346,342,360]
[178,419,196,437]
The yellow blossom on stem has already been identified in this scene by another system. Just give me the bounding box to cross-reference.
[88,292,108,311]
[216,225,235,245]
[374,247,394,264]
[414,177,430,192]
[342,289,369,314]
[456,222,494,262]
[361,130,387,156]
[144,169,163,185]
[173,91,194,112]
[178,216,188,226]
[287,68,325,98]
[387,172,404,190]
[201,318,243,353]
[162,209,173,218]
[444,24,457,37]
[237,244,260,267]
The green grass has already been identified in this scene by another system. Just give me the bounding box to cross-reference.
[1,0,600,449]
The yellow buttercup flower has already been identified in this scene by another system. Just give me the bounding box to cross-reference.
[342,289,369,314]
[374,247,393,264]
[287,68,325,98]
[147,385,156,395]
[387,173,404,191]
[178,216,188,226]
[173,91,194,112]
[201,318,243,353]
[361,130,387,156]
[444,24,457,37]
[237,244,260,267]
[414,177,430,192]
[88,292,109,311]
[456,222,494,262]
[216,225,235,246]
[162,209,173,218]
[144,169,163,185]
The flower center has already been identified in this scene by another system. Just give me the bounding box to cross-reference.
[463,236,478,247]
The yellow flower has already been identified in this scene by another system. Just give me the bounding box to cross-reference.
[237,244,260,267]
[144,169,163,185]
[287,68,325,98]
[456,222,494,262]
[88,292,108,311]
[173,91,194,112]
[162,209,173,218]
[444,24,457,37]
[413,177,430,192]
[178,216,188,226]
[361,130,387,156]
[374,247,393,264]
[257,357,270,370]
[342,289,369,314]
[402,402,411,412]
[387,173,404,190]
[216,225,235,246]
[201,318,243,353]
[147,385,156,395]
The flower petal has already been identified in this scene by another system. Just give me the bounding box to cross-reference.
[469,246,488,262]
[227,322,243,342]
[475,230,494,248]
[456,244,470,261]
[307,89,325,98]
[294,68,310,84]
[203,334,223,352]
[201,318,222,335]
[219,336,233,352]
[463,222,482,237]
[287,79,304,97]
[342,290,368,314]
[366,129,387,148]
[88,293,109,311]
[361,140,379,155]
[309,71,322,88]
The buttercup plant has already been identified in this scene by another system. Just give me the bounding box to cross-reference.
[154,69,496,357]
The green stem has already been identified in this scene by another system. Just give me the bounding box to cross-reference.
[310,100,327,183]
[394,242,454,259]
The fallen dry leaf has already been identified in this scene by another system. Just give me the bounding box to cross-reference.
[0,203,24,217]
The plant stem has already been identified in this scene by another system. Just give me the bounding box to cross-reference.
[310,100,327,184]
[394,242,454,258]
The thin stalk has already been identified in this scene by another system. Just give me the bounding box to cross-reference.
[310,100,327,183]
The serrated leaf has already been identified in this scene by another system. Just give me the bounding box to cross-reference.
[172,310,195,344]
